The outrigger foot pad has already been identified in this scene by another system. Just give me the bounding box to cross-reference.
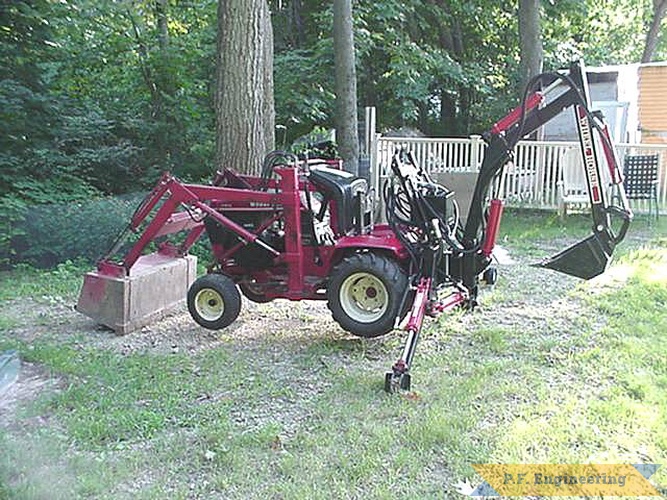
[533,228,615,280]
[384,371,411,393]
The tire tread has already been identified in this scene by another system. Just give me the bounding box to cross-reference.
[327,252,408,338]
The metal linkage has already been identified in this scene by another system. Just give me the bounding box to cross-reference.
[385,277,467,393]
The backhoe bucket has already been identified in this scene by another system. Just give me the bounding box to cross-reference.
[534,229,615,280]
[76,253,197,334]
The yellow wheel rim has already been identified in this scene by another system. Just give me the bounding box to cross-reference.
[194,288,225,322]
[339,272,388,323]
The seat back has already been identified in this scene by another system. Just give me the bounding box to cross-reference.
[309,166,369,235]
[623,154,659,200]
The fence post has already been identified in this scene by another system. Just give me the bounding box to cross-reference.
[371,133,379,192]
[364,106,376,156]
[470,135,482,172]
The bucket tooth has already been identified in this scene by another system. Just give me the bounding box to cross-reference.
[533,229,615,280]
[76,253,197,334]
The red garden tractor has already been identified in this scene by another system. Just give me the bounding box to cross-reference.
[77,61,632,392]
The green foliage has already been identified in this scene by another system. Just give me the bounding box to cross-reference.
[1,0,664,271]
[274,49,337,143]
[24,346,231,446]
[1,0,217,203]
[4,194,145,268]
[0,196,27,268]
[542,0,650,67]
[0,260,87,302]
[273,0,522,138]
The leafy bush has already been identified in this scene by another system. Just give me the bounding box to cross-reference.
[0,196,28,268]
[4,192,214,270]
[7,194,146,268]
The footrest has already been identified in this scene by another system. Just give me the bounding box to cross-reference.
[384,371,411,393]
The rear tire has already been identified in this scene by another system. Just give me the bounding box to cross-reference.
[188,274,241,330]
[239,279,274,303]
[327,253,409,338]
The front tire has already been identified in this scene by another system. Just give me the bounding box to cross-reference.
[327,253,409,338]
[188,274,241,330]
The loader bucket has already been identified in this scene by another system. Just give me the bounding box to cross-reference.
[533,228,616,280]
[76,253,197,334]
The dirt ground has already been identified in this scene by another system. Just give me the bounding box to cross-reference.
[0,244,579,421]
[3,217,658,439]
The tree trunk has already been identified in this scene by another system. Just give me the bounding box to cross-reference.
[127,12,160,114]
[430,0,465,135]
[291,0,305,48]
[333,0,359,174]
[155,0,169,51]
[439,89,457,136]
[518,0,543,93]
[642,0,667,63]
[215,0,275,175]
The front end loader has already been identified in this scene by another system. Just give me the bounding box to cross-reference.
[77,60,632,392]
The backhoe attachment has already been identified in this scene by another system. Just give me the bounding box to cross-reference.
[464,60,631,284]
[383,61,633,392]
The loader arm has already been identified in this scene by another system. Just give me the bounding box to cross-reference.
[77,168,305,333]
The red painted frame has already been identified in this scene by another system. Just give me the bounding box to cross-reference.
[96,166,407,302]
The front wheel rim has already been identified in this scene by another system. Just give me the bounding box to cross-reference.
[339,272,389,323]
[194,288,225,321]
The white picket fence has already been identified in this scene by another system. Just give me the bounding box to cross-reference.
[371,135,667,215]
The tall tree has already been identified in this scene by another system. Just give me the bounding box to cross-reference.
[156,0,169,51]
[642,0,667,62]
[333,0,359,174]
[518,0,543,93]
[215,0,274,175]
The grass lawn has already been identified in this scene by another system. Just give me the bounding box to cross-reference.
[0,210,665,499]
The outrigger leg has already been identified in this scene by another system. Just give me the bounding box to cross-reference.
[384,278,467,393]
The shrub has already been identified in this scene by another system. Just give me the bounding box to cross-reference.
[0,196,28,268]
[9,193,146,268]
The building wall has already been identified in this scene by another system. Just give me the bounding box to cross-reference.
[541,65,641,143]
[542,80,618,142]
[639,63,667,144]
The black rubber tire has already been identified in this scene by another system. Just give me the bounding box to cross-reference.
[482,266,498,285]
[238,280,274,304]
[187,274,241,330]
[327,253,409,338]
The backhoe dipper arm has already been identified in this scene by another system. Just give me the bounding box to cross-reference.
[464,62,587,244]
[460,60,631,289]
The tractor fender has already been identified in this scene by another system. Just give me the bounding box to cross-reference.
[331,226,409,266]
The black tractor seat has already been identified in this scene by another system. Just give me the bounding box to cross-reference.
[308,166,369,235]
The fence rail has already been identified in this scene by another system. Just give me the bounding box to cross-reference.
[372,135,667,215]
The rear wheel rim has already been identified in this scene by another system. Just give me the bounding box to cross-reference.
[194,288,225,322]
[242,280,265,296]
[339,272,388,323]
